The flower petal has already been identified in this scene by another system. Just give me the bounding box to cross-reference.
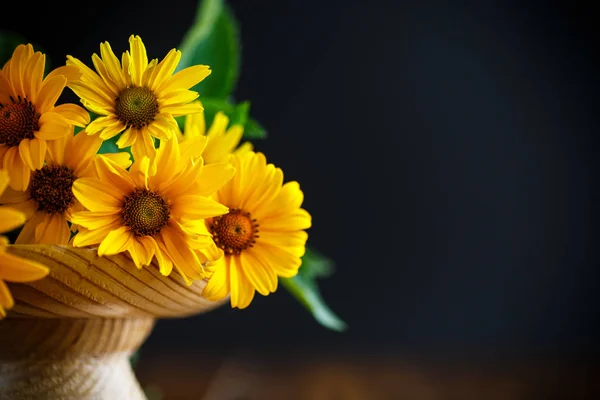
[253,242,302,278]
[159,65,211,93]
[260,209,312,232]
[129,155,150,189]
[196,163,235,197]
[0,280,14,314]
[159,89,198,107]
[0,252,49,282]
[0,168,8,194]
[68,80,114,111]
[0,206,26,232]
[98,225,133,256]
[14,215,39,244]
[23,52,45,102]
[52,104,91,127]
[91,54,121,96]
[99,42,127,87]
[69,133,103,176]
[254,181,306,221]
[240,250,278,296]
[258,231,308,258]
[3,148,31,191]
[29,137,47,170]
[202,258,229,301]
[36,75,67,113]
[127,235,155,269]
[93,154,135,193]
[153,239,173,276]
[242,163,283,213]
[149,49,181,91]
[72,178,123,212]
[36,112,72,141]
[18,139,34,170]
[72,220,121,247]
[171,195,229,220]
[69,211,120,230]
[229,255,255,309]
[160,102,203,117]
[35,213,71,245]
[129,35,149,86]
[46,65,82,84]
[160,225,203,280]
[130,130,157,162]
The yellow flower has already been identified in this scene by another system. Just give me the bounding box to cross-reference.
[203,151,311,308]
[70,136,234,283]
[179,105,253,164]
[67,35,211,159]
[0,132,109,245]
[0,44,90,191]
[0,169,49,319]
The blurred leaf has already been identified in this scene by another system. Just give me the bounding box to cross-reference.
[129,350,140,369]
[177,0,266,139]
[280,248,347,332]
[200,97,235,127]
[178,0,240,98]
[299,247,335,280]
[229,100,249,126]
[175,115,186,131]
[243,118,267,140]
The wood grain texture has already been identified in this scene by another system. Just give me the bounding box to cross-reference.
[0,318,153,400]
[0,244,227,400]
[4,244,225,318]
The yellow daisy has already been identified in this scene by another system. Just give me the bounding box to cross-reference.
[202,151,311,308]
[0,44,90,191]
[70,136,234,282]
[0,169,49,319]
[179,104,253,164]
[67,35,211,159]
[0,132,107,245]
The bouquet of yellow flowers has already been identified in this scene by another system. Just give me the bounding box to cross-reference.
[0,0,344,397]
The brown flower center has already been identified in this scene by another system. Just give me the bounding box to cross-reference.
[30,166,76,214]
[122,189,170,236]
[209,209,259,255]
[0,96,39,147]
[115,87,159,129]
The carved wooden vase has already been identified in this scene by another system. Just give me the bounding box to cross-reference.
[0,245,224,400]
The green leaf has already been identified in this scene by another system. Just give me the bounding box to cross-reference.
[243,118,268,140]
[98,135,120,154]
[299,247,335,280]
[200,97,235,128]
[129,350,140,369]
[280,248,347,332]
[178,0,240,98]
[229,100,249,126]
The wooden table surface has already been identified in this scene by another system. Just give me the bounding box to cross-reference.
[135,353,600,400]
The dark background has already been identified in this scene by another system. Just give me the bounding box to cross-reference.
[5,0,598,369]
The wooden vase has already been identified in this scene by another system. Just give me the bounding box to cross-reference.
[0,245,225,400]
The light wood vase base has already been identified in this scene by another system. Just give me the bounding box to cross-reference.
[0,245,225,400]
[0,318,154,400]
